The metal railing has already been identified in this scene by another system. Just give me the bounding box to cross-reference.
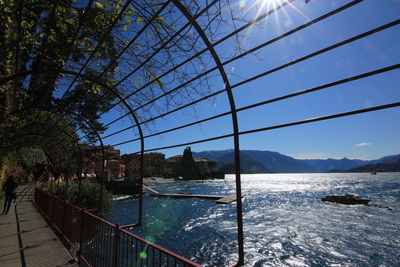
[3,0,399,265]
[34,188,201,267]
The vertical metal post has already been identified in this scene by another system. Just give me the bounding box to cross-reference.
[61,198,66,233]
[138,150,144,225]
[78,208,85,266]
[51,192,56,223]
[172,1,245,264]
[99,144,106,214]
[113,224,120,267]
[65,175,69,199]
[64,151,71,200]
[78,144,83,203]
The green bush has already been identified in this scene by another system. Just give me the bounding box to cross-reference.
[49,180,112,217]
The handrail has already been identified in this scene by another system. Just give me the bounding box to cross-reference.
[34,188,201,267]
[120,228,203,267]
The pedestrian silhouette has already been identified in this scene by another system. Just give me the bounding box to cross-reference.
[2,173,18,215]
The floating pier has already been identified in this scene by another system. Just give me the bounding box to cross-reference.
[216,194,237,204]
[151,192,238,204]
[143,183,160,194]
[151,193,224,199]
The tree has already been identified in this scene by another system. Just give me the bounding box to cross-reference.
[0,110,80,177]
[1,0,252,142]
[1,0,123,139]
[179,146,198,180]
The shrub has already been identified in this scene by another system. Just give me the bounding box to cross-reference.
[49,180,112,217]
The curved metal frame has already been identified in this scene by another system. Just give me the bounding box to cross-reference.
[1,120,80,179]
[19,121,86,199]
[171,1,244,264]
[2,2,400,265]
[0,70,145,222]
[1,105,107,211]
[4,132,73,181]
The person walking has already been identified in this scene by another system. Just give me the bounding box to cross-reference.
[1,172,19,215]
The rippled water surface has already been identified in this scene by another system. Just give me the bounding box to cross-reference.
[107,173,400,266]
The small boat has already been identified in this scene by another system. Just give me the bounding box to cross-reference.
[370,171,377,175]
[321,194,370,205]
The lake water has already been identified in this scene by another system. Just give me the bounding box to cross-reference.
[107,173,400,266]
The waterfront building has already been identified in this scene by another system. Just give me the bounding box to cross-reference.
[122,152,166,178]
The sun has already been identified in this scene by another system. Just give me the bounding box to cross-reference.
[258,0,282,10]
[239,0,281,11]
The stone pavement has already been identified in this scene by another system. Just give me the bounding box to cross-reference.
[0,184,78,267]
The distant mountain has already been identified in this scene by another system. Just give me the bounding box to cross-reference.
[348,158,400,172]
[192,149,234,161]
[377,154,400,164]
[302,154,400,172]
[193,149,235,161]
[193,150,400,173]
[241,150,315,173]
[302,158,366,173]
[193,149,314,173]
[216,151,273,174]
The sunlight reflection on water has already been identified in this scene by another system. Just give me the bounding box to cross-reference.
[108,173,400,266]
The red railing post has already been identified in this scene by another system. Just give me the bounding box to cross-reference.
[78,208,85,266]
[61,198,66,233]
[113,224,120,267]
[51,193,56,223]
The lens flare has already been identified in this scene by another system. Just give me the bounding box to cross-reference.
[139,251,147,259]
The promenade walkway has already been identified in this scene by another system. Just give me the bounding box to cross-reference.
[0,184,78,267]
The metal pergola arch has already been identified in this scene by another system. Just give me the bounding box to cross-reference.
[1,105,117,213]
[4,132,73,180]
[2,0,400,265]
[1,119,78,169]
[7,120,86,197]
[0,69,147,220]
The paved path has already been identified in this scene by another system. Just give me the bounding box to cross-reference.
[0,184,78,267]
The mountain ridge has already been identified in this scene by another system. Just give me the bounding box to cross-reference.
[192,150,400,173]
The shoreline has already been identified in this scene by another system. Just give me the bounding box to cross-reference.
[143,177,175,184]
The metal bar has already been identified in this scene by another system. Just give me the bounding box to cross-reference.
[109,63,400,146]
[95,0,298,125]
[107,0,219,93]
[125,102,400,153]
[124,233,128,267]
[105,16,400,144]
[90,0,172,87]
[232,19,400,90]
[63,70,146,222]
[152,246,155,266]
[61,0,135,99]
[135,238,138,265]
[159,248,162,266]
[171,2,244,263]
[92,0,222,129]
[78,209,85,267]
[65,1,173,138]
[100,219,105,267]
[120,228,202,266]
[99,0,367,132]
[0,106,98,188]
[9,132,74,182]
[61,198,67,234]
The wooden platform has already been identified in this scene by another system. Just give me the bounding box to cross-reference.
[151,192,238,204]
[143,183,160,194]
[216,194,237,204]
[0,185,78,267]
[151,193,225,200]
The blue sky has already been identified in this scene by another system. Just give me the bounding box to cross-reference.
[85,0,400,160]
